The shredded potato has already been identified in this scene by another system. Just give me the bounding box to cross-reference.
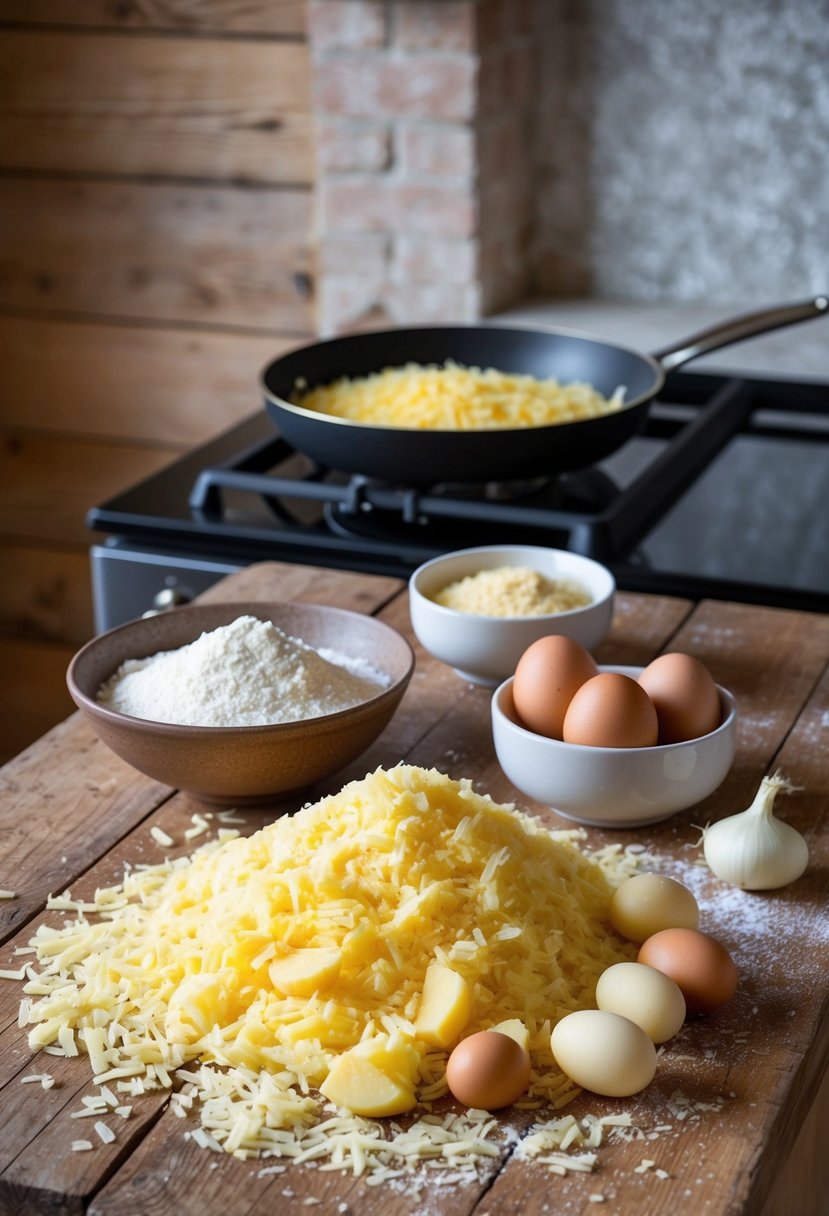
[13,766,639,1174]
[292,361,625,431]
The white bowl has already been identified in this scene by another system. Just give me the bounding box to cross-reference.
[491,665,737,828]
[409,545,615,686]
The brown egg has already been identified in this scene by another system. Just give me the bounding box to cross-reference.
[637,927,738,1014]
[512,635,598,739]
[637,652,722,744]
[445,1030,531,1110]
[562,672,658,748]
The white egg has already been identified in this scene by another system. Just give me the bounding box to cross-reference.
[551,1009,657,1097]
[608,872,699,944]
[596,961,686,1043]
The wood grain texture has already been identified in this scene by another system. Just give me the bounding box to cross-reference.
[0,793,238,1213]
[0,177,315,330]
[0,544,95,762]
[0,30,313,183]
[0,566,826,1216]
[0,716,171,947]
[0,543,93,644]
[0,316,299,446]
[760,1064,829,1216]
[0,428,170,758]
[0,431,175,546]
[195,559,404,617]
[0,634,77,765]
[0,0,307,36]
[0,3,316,775]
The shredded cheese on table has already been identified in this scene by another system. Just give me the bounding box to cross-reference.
[292,362,625,431]
[12,765,636,1181]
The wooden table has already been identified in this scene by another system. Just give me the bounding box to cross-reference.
[1,561,827,1216]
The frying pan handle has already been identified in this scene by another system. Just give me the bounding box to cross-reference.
[652,295,828,372]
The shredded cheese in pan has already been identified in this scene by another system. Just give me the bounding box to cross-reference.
[292,362,625,431]
[12,766,637,1179]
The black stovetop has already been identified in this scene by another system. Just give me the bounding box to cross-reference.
[89,369,829,612]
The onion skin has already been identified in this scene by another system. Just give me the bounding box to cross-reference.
[702,772,809,891]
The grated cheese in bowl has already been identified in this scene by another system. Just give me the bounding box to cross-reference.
[14,766,636,1180]
[432,566,592,618]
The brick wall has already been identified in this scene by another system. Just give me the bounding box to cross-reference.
[307,0,829,329]
[307,0,545,334]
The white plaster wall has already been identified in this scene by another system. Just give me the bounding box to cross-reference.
[534,0,829,303]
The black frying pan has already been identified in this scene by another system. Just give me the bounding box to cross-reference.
[262,297,827,485]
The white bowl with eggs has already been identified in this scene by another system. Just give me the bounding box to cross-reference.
[491,665,737,828]
[408,545,615,686]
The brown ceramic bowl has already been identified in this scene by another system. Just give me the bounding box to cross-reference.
[67,601,415,805]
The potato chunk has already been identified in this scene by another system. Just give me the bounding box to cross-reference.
[268,947,341,997]
[414,962,471,1047]
[488,1018,530,1052]
[320,1051,416,1117]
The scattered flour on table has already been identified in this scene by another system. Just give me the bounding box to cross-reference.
[96,615,390,726]
[660,848,829,954]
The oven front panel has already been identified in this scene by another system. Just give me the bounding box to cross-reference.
[91,544,244,633]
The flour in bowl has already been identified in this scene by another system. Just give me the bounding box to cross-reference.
[96,614,391,726]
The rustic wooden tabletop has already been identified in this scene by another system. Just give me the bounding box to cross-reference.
[1,561,827,1216]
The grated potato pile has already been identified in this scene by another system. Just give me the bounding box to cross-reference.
[12,766,638,1178]
[292,361,625,431]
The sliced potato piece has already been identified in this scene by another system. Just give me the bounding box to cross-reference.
[340,920,378,967]
[489,1018,530,1052]
[354,1032,420,1087]
[414,961,471,1047]
[268,947,341,997]
[320,1051,416,1117]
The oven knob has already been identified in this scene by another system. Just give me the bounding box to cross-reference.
[142,587,191,618]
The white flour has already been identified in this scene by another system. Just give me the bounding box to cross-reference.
[97,615,390,727]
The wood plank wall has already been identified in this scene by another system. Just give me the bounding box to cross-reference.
[0,0,315,762]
